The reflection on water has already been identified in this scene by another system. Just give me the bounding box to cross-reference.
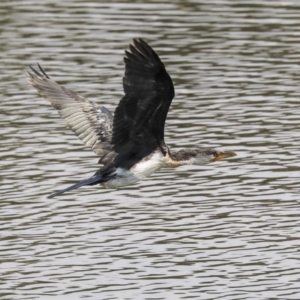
[1,0,300,299]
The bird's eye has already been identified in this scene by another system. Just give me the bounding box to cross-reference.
[213,152,219,157]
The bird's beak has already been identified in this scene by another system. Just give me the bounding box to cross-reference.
[213,151,237,162]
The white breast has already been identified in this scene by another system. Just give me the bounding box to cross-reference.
[103,150,165,188]
[131,150,165,178]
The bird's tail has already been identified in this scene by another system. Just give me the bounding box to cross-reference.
[47,175,104,199]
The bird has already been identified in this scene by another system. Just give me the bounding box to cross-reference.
[28,38,236,198]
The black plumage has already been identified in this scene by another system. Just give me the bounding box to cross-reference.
[112,39,174,159]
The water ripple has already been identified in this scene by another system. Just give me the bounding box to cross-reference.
[1,0,300,299]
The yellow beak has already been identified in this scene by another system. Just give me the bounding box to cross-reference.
[213,151,237,162]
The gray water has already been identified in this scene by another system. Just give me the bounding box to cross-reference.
[1,0,300,299]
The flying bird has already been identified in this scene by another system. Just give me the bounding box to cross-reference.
[28,38,236,198]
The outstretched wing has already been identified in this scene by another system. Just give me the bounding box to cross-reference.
[27,64,114,161]
[112,38,175,158]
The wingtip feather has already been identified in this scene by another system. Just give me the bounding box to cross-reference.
[37,63,50,78]
[28,63,50,80]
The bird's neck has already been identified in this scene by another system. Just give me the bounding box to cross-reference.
[165,148,199,167]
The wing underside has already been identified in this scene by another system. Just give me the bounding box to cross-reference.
[27,64,115,163]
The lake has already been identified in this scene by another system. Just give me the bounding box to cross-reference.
[1,0,300,299]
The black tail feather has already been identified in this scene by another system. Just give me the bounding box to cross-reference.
[47,175,104,199]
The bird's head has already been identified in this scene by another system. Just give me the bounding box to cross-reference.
[169,148,236,167]
[193,148,237,165]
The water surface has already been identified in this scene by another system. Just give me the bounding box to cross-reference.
[1,1,300,299]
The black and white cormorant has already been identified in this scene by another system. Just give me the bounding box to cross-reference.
[28,38,236,198]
